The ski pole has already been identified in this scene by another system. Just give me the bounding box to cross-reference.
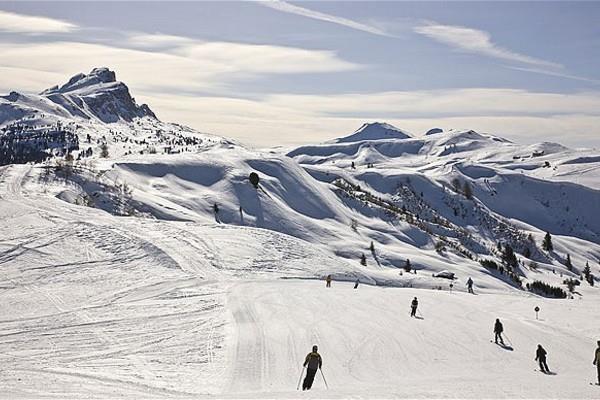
[320,368,329,389]
[297,367,305,390]
[503,333,513,347]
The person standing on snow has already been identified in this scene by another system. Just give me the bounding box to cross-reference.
[593,340,600,385]
[494,318,505,345]
[466,277,474,294]
[410,297,419,317]
[535,344,550,373]
[302,345,322,390]
[325,275,332,288]
[354,278,359,289]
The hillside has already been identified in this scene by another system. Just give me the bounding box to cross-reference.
[1,68,599,398]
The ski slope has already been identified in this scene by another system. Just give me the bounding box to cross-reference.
[1,164,599,399]
[2,69,600,398]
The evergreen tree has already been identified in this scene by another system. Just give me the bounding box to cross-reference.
[583,261,591,279]
[360,253,366,266]
[100,142,109,158]
[369,241,375,252]
[463,181,473,199]
[542,232,553,251]
[565,254,573,271]
[501,244,519,269]
[451,178,462,192]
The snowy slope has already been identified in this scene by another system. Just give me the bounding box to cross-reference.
[2,163,599,399]
[1,69,600,398]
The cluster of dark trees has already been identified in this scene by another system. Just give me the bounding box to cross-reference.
[0,124,79,166]
[526,280,567,298]
[479,258,523,287]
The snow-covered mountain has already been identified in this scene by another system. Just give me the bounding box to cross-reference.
[1,68,599,398]
[1,67,155,125]
[333,121,412,143]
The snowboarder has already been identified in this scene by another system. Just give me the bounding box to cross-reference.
[302,345,322,390]
[535,344,549,373]
[410,297,419,317]
[354,279,359,289]
[326,275,332,288]
[594,340,600,385]
[466,277,474,294]
[494,318,505,345]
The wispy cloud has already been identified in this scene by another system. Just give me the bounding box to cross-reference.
[507,65,600,85]
[0,34,360,95]
[0,10,77,34]
[261,0,393,37]
[414,23,562,69]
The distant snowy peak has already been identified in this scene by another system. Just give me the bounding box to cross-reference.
[43,67,157,123]
[0,67,156,125]
[425,128,443,136]
[334,122,412,143]
[41,67,117,95]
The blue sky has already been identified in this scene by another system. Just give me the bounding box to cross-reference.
[1,1,600,147]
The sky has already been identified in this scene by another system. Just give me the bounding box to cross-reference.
[1,1,600,148]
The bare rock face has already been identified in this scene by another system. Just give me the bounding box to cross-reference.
[40,67,157,123]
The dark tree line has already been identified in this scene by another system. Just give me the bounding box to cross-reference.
[0,123,79,166]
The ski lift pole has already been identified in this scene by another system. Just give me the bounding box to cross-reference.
[297,367,305,390]
[320,368,329,389]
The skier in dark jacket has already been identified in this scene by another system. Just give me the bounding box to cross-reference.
[535,344,550,373]
[302,345,322,390]
[494,318,505,345]
[466,277,474,294]
[593,340,600,385]
[410,297,419,317]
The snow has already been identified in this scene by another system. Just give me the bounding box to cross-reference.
[333,122,412,143]
[2,69,600,398]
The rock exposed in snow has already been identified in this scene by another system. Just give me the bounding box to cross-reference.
[0,67,156,125]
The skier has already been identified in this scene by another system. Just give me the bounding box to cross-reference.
[326,275,332,288]
[494,318,505,345]
[354,278,359,289]
[594,340,600,385]
[535,344,550,373]
[302,345,322,390]
[466,277,474,294]
[213,203,220,222]
[410,297,419,317]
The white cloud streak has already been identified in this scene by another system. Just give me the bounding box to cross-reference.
[0,10,77,33]
[261,0,393,37]
[414,23,562,69]
[507,65,600,85]
[0,37,360,95]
